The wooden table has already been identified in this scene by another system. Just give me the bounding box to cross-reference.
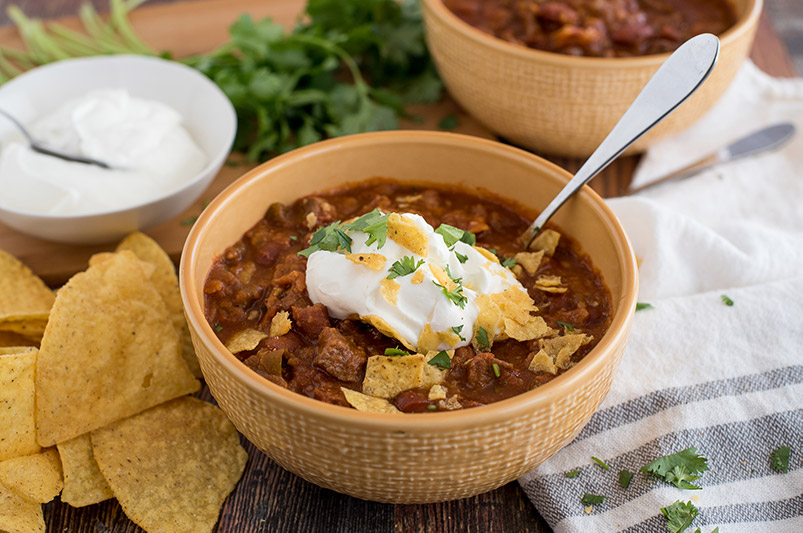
[0,2,796,531]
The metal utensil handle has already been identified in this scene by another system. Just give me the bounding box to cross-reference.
[523,33,720,245]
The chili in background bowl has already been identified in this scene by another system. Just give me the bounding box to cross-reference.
[420,0,762,158]
[180,131,638,503]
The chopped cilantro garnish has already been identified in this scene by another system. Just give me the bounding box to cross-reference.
[451,325,465,341]
[435,223,476,247]
[721,294,734,307]
[289,235,298,241]
[433,281,468,308]
[387,255,424,279]
[349,209,389,248]
[501,257,517,269]
[444,264,462,284]
[641,448,709,490]
[770,445,790,473]
[694,528,719,533]
[428,350,451,369]
[384,347,410,356]
[556,320,575,332]
[486,248,498,257]
[581,493,605,505]
[564,470,580,478]
[636,302,654,311]
[492,363,501,377]
[438,113,459,130]
[475,327,490,351]
[213,323,223,333]
[455,251,468,264]
[591,456,610,471]
[619,469,633,489]
[661,500,698,533]
[427,404,437,410]
[298,221,353,258]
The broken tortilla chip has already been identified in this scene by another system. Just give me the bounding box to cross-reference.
[0,249,54,337]
[0,347,40,461]
[35,251,199,447]
[528,349,558,375]
[0,482,44,533]
[341,388,399,413]
[346,253,386,271]
[513,250,545,275]
[117,232,201,378]
[540,333,592,369]
[387,213,428,256]
[0,448,62,503]
[529,229,561,257]
[91,397,247,533]
[380,278,400,305]
[363,354,426,399]
[269,311,292,337]
[225,329,268,354]
[57,434,114,508]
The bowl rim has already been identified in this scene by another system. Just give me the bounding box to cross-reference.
[0,54,236,220]
[421,0,763,68]
[180,130,638,431]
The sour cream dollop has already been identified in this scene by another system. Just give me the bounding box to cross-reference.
[0,89,207,216]
[306,212,531,352]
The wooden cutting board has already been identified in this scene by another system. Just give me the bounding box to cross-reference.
[0,1,796,286]
[0,0,495,286]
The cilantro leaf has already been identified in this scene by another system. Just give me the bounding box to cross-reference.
[636,302,654,311]
[619,469,633,489]
[721,294,734,307]
[213,323,223,333]
[385,347,410,356]
[591,456,610,471]
[770,445,790,473]
[350,208,389,248]
[641,448,709,490]
[298,220,353,258]
[556,320,575,332]
[435,223,476,247]
[661,500,698,533]
[428,350,451,369]
[501,257,517,269]
[451,325,465,341]
[433,280,467,308]
[564,470,580,478]
[387,255,424,279]
[475,327,490,351]
[438,113,459,130]
[455,251,468,264]
[492,363,501,377]
[581,493,605,505]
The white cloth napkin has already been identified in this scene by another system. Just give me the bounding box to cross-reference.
[518,61,803,533]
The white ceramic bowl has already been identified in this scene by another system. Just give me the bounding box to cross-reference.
[0,55,236,244]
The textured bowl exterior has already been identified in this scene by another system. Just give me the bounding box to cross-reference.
[422,0,761,157]
[180,131,638,503]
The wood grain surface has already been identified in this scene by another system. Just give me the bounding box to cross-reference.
[0,1,796,532]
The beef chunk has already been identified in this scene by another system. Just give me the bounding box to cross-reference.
[292,303,331,339]
[314,327,367,382]
[465,353,513,390]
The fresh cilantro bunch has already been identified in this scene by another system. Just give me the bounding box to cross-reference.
[641,447,709,490]
[187,0,443,161]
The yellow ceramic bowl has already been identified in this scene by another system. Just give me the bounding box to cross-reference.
[180,131,638,503]
[421,0,762,157]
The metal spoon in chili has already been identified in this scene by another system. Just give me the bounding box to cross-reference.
[522,33,720,247]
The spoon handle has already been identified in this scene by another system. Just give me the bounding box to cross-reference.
[523,33,720,246]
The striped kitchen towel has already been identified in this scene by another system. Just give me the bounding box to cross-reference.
[518,61,803,532]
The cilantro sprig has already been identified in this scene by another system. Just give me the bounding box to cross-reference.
[428,351,451,369]
[475,327,490,351]
[435,223,476,247]
[770,445,790,473]
[581,493,605,505]
[350,209,389,248]
[661,500,698,533]
[298,209,388,258]
[451,325,465,341]
[433,281,467,308]
[387,255,424,279]
[641,448,709,490]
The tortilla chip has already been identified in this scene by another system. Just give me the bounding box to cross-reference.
[535,275,567,293]
[35,252,199,447]
[529,229,561,257]
[341,388,399,413]
[0,347,39,461]
[428,264,457,291]
[493,287,552,342]
[0,250,54,329]
[380,278,400,306]
[387,213,428,257]
[0,482,44,533]
[0,448,62,503]
[117,233,201,378]
[410,268,425,284]
[225,329,268,354]
[346,253,386,271]
[428,384,447,401]
[269,311,292,337]
[540,333,592,370]
[528,349,558,374]
[57,434,113,507]
[0,331,36,348]
[417,324,460,353]
[513,250,545,275]
[437,396,462,411]
[91,397,247,533]
[473,246,500,264]
[363,314,414,351]
[0,319,48,344]
[363,354,426,399]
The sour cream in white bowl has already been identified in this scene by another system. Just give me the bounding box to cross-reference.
[0,55,236,243]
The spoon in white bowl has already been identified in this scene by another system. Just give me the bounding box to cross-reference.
[522,33,720,246]
[0,108,112,169]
